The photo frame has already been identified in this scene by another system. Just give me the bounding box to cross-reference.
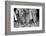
[5,1,45,35]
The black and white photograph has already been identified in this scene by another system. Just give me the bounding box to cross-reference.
[5,1,45,35]
[11,5,43,32]
[11,5,42,32]
[14,8,39,28]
